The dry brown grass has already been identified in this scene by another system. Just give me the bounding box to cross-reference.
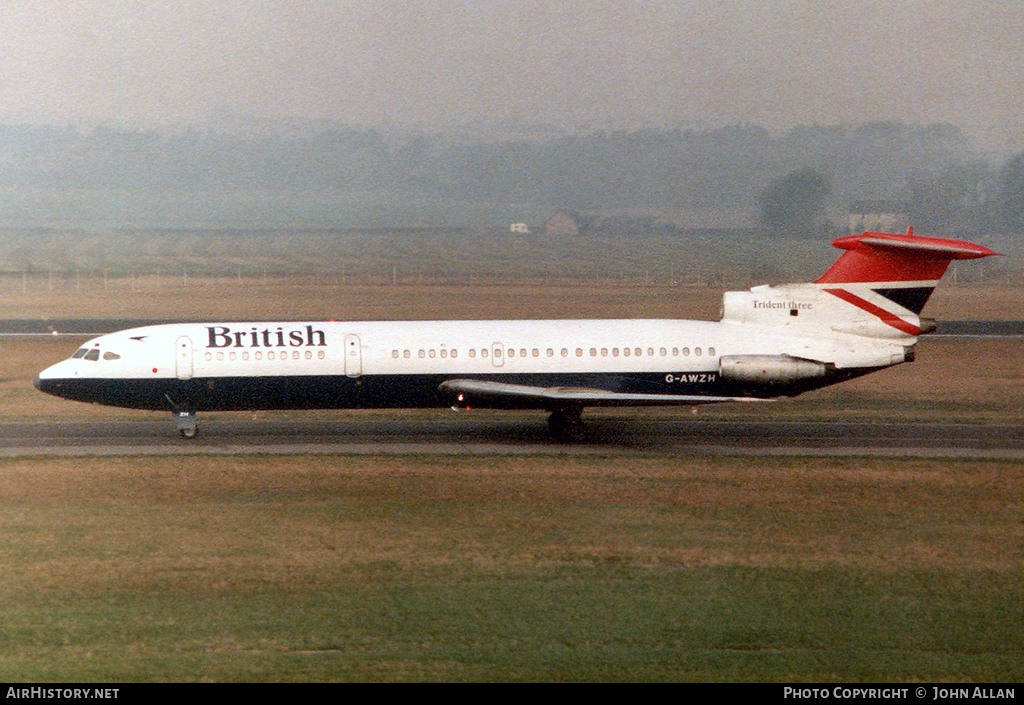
[1,454,1020,601]
[1,274,1019,321]
[0,275,725,321]
[927,282,1024,321]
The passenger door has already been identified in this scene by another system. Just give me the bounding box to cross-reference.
[345,334,362,377]
[175,336,193,380]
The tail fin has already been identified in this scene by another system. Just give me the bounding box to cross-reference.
[721,228,998,342]
[815,227,999,314]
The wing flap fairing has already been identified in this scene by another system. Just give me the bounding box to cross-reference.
[438,378,763,409]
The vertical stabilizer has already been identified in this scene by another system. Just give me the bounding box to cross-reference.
[815,227,998,314]
[811,228,998,338]
[722,229,1000,342]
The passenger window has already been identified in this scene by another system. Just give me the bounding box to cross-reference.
[560,348,567,357]
[709,347,716,356]
[659,348,666,356]
[520,349,526,357]
[672,347,679,356]
[268,351,275,360]
[695,347,702,356]
[532,349,539,357]
[575,348,583,357]
[255,352,263,360]
[243,352,249,360]
[601,348,608,357]
[470,349,476,358]
[204,352,212,361]
[392,350,399,358]
[494,348,501,357]
[623,348,630,357]
[72,348,88,359]
[293,351,300,359]
[217,352,224,361]
[404,350,410,358]
[546,348,553,357]
[317,351,325,360]
[229,352,236,361]
[451,349,458,358]
[84,349,100,361]
[508,348,514,358]
[429,350,435,358]
[682,348,690,356]
[418,350,426,358]
[612,348,619,357]
[590,348,597,357]
[440,349,447,358]
[481,349,488,358]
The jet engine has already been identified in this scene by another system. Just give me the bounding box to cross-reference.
[718,354,828,385]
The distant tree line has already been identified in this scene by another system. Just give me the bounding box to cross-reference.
[0,121,1021,235]
[758,168,832,238]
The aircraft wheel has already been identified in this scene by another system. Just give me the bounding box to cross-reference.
[176,410,198,439]
[548,409,585,442]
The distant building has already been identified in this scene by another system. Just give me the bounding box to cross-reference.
[510,223,530,234]
[544,210,584,237]
[848,200,909,234]
[544,210,603,237]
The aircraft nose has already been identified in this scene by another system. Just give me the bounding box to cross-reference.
[33,374,59,396]
[34,364,64,396]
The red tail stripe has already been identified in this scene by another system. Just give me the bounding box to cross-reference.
[823,288,921,335]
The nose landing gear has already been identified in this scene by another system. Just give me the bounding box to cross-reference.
[176,410,198,439]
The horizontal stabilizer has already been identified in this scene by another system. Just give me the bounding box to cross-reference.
[854,235,996,259]
[439,378,764,409]
[816,228,999,285]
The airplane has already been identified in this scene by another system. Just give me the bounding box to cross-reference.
[34,227,997,440]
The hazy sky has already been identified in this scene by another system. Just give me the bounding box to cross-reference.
[3,1,1024,134]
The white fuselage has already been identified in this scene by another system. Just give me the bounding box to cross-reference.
[35,314,912,415]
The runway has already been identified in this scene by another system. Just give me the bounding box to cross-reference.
[1,414,1022,459]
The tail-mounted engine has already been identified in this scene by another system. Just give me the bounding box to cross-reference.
[719,354,829,385]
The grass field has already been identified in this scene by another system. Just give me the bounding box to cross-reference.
[1,454,1021,682]
[0,269,1020,321]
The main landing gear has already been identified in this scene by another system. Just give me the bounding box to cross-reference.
[176,410,198,439]
[548,408,586,442]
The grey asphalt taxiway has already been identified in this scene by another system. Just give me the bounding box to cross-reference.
[1,415,1021,459]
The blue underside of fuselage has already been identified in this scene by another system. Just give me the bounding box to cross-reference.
[33,368,867,412]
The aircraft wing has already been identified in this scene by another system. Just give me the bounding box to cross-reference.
[438,379,764,409]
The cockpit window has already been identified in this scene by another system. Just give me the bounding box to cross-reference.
[102,351,120,361]
[72,348,88,359]
[84,349,100,361]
